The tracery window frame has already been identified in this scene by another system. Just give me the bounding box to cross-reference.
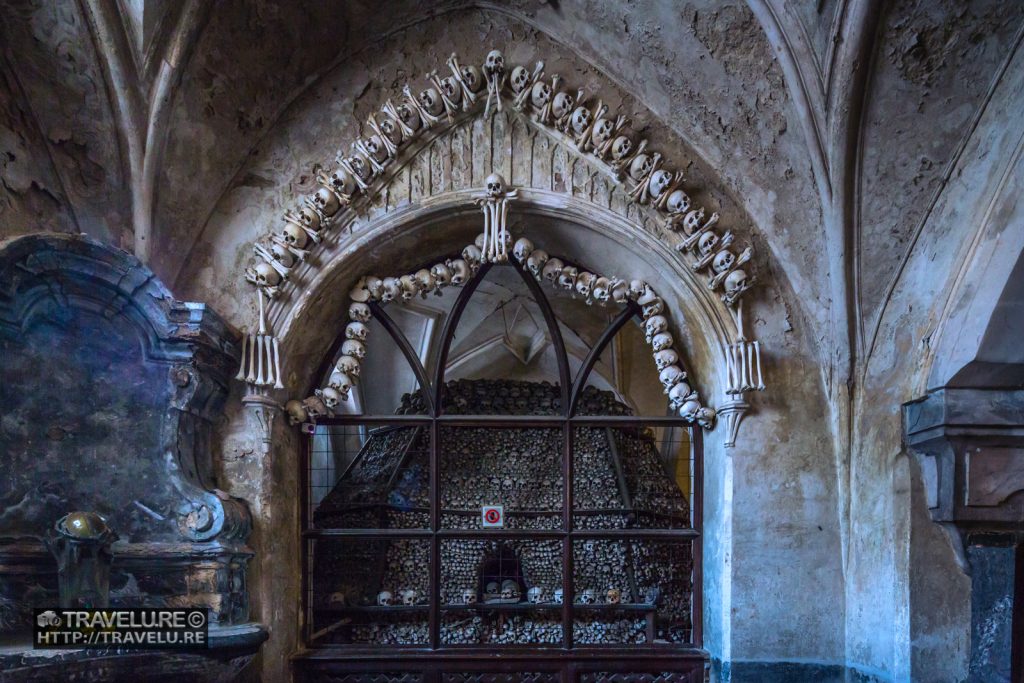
[300,258,703,653]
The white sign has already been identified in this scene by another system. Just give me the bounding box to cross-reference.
[481,505,504,528]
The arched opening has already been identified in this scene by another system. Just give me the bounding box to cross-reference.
[297,253,705,678]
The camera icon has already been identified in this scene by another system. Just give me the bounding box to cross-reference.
[37,610,61,628]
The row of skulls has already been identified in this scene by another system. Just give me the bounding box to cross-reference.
[286,234,716,429]
[243,48,755,308]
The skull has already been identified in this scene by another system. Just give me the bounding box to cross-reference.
[462,243,483,267]
[713,249,737,273]
[644,315,668,343]
[284,399,308,426]
[317,386,344,409]
[610,279,630,304]
[419,87,443,116]
[606,588,621,605]
[484,50,505,76]
[651,331,674,351]
[697,406,717,429]
[541,257,564,285]
[679,399,701,422]
[629,153,653,181]
[431,262,452,287]
[379,117,401,145]
[592,118,614,145]
[313,187,340,216]
[725,269,748,297]
[531,81,552,108]
[460,588,476,604]
[440,75,462,104]
[396,103,421,131]
[381,276,401,302]
[628,280,649,301]
[575,271,596,300]
[349,301,372,323]
[666,189,691,215]
[668,380,693,407]
[570,106,591,134]
[341,339,366,359]
[447,258,470,285]
[698,231,720,257]
[579,589,596,605]
[553,588,564,604]
[349,276,372,303]
[648,169,672,199]
[347,154,371,180]
[377,591,393,606]
[659,365,685,392]
[641,296,664,319]
[611,136,633,160]
[654,348,680,371]
[414,268,436,294]
[249,262,281,287]
[485,582,499,595]
[346,321,369,341]
[328,370,354,397]
[558,265,578,291]
[329,167,356,196]
[527,587,544,604]
[282,221,309,249]
[511,237,533,264]
[592,276,612,303]
[500,579,518,600]
[399,274,421,301]
[484,173,506,198]
[365,276,384,300]
[526,249,549,279]
[363,136,385,163]
[552,91,574,119]
[336,355,361,378]
[510,65,530,93]
[400,589,418,606]
[461,65,484,93]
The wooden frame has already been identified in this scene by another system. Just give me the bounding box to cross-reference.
[296,260,705,676]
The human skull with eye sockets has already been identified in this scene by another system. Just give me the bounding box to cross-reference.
[380,277,401,302]
[698,231,720,258]
[513,237,534,264]
[431,262,452,288]
[377,591,393,606]
[316,386,344,410]
[329,167,357,198]
[284,400,308,427]
[531,81,552,109]
[591,118,615,147]
[678,399,701,422]
[697,407,717,429]
[644,315,668,343]
[363,135,388,163]
[484,50,504,77]
[640,295,664,319]
[346,321,369,341]
[611,136,633,161]
[328,370,354,398]
[713,249,737,274]
[509,65,530,93]
[246,262,281,288]
[651,332,674,351]
[628,280,649,301]
[349,302,372,323]
[461,65,484,93]
[606,588,621,605]
[414,269,436,296]
[364,276,384,301]
[724,269,750,302]
[526,249,549,280]
[610,278,630,304]
[541,257,564,285]
[575,272,596,302]
[558,265,579,291]
[654,348,680,371]
[629,154,653,182]
[419,87,444,117]
[440,76,462,106]
[484,173,506,198]
[462,244,483,270]
[592,276,613,304]
[281,220,310,250]
[578,589,597,605]
[378,117,402,146]
[668,380,693,408]
[336,355,361,379]
[659,365,685,393]
[552,91,574,121]
[648,169,673,200]
[527,587,544,604]
[570,106,591,135]
[342,339,366,360]
[398,274,421,302]
[666,189,691,219]
[447,258,470,286]
[312,187,340,217]
[396,102,421,132]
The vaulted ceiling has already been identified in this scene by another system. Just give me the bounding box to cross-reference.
[1,0,1022,384]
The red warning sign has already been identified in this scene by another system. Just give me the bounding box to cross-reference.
[481,505,504,528]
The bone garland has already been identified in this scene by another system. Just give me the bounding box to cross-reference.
[295,236,721,429]
[236,291,285,389]
[242,48,760,310]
